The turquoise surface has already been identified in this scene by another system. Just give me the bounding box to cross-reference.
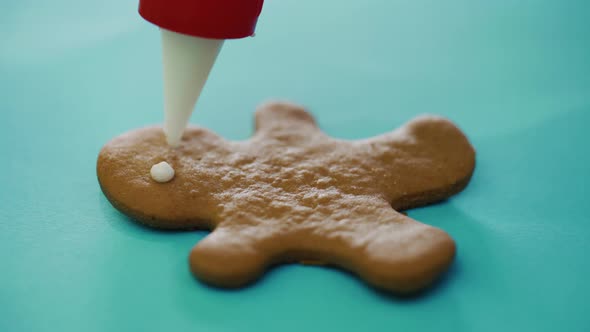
[2,0,589,331]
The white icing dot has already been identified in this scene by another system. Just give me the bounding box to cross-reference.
[150,161,175,183]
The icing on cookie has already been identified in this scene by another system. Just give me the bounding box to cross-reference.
[150,161,175,183]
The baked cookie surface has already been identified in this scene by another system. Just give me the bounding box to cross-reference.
[97,101,475,294]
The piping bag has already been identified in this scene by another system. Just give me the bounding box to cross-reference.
[139,0,265,146]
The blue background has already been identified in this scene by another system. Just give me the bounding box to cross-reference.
[1,0,589,331]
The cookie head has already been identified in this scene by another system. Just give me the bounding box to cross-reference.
[97,125,227,229]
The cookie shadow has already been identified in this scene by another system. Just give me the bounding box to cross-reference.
[372,257,461,302]
[98,194,207,240]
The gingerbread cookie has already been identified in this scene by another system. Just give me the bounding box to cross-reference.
[97,101,475,294]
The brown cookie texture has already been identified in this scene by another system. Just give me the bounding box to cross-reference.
[97,101,476,294]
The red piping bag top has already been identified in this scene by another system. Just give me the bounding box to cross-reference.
[139,0,264,39]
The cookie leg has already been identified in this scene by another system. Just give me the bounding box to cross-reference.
[302,201,456,294]
[189,224,271,288]
[356,210,455,293]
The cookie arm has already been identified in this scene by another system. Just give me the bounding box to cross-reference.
[252,101,322,140]
[189,223,276,287]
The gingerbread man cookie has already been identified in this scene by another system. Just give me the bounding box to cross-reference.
[97,101,475,294]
